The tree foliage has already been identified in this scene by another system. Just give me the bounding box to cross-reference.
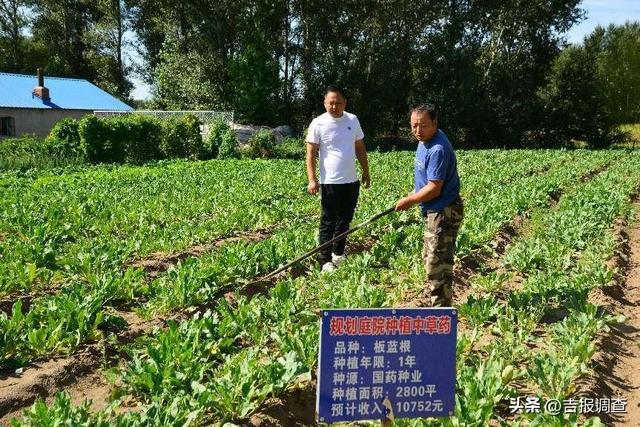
[538,46,615,148]
[2,1,637,147]
[0,0,132,100]
[585,22,640,124]
[126,0,593,146]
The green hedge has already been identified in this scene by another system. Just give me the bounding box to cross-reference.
[45,118,84,157]
[204,119,230,159]
[72,114,202,164]
[34,115,307,169]
[218,128,239,159]
[160,114,203,159]
[78,115,112,163]
[122,115,163,163]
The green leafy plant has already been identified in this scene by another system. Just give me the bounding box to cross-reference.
[204,118,231,159]
[160,114,203,159]
[273,136,305,159]
[45,118,85,158]
[248,129,276,158]
[217,128,239,159]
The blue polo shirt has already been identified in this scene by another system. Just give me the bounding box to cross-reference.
[414,129,460,214]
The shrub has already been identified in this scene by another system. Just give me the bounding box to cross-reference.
[218,128,239,159]
[104,116,127,163]
[121,115,163,164]
[181,114,204,158]
[78,115,112,163]
[273,137,305,159]
[161,114,203,159]
[72,113,210,164]
[204,119,231,159]
[45,118,84,158]
[248,129,276,158]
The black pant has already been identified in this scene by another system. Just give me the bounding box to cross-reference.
[319,181,360,263]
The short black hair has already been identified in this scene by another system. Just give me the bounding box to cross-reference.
[325,85,346,99]
[410,103,437,121]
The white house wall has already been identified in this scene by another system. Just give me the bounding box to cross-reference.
[0,108,93,139]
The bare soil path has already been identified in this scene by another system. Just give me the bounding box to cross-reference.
[579,202,640,427]
[587,206,640,426]
[0,310,164,425]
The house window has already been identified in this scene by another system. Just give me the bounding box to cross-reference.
[0,117,15,136]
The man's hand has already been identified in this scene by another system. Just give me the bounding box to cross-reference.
[361,171,371,188]
[307,179,319,195]
[395,196,415,211]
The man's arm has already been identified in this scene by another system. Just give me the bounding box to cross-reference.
[395,180,443,211]
[306,142,319,194]
[355,139,370,188]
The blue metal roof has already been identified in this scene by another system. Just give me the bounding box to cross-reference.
[0,72,133,111]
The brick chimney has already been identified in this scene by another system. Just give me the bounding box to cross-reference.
[32,68,50,101]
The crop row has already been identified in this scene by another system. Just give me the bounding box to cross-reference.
[0,149,591,368]
[6,150,627,425]
[449,154,640,426]
[0,159,316,298]
[0,148,585,301]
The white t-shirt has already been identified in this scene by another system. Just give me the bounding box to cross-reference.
[306,111,365,184]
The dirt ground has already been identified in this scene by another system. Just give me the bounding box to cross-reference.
[586,208,640,426]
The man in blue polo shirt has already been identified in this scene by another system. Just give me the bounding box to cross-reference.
[395,103,463,306]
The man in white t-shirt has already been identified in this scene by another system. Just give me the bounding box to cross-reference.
[306,86,371,272]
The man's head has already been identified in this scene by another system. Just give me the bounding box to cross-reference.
[324,85,347,118]
[410,103,438,142]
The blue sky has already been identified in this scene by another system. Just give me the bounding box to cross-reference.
[130,0,640,100]
[566,0,640,43]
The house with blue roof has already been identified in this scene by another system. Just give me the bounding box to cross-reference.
[0,69,133,139]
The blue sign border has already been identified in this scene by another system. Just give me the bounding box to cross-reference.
[316,307,457,423]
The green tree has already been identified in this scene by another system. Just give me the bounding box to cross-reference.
[228,44,281,125]
[126,0,590,148]
[151,46,224,110]
[411,0,584,146]
[31,0,99,77]
[538,45,616,148]
[85,0,133,99]
[586,22,640,124]
[0,0,32,71]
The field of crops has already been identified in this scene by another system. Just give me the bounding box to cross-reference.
[1,149,639,426]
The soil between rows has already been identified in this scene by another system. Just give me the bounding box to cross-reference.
[126,228,273,280]
[0,230,380,426]
[0,309,165,425]
[0,229,275,317]
[581,202,640,426]
[0,228,276,425]
[246,205,533,426]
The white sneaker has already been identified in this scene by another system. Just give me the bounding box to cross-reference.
[331,253,346,266]
[321,262,336,273]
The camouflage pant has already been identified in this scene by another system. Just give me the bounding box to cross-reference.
[423,197,464,307]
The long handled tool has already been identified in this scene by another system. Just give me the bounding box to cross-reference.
[259,206,396,281]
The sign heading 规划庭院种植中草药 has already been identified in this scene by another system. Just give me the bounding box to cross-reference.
[316,308,457,423]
